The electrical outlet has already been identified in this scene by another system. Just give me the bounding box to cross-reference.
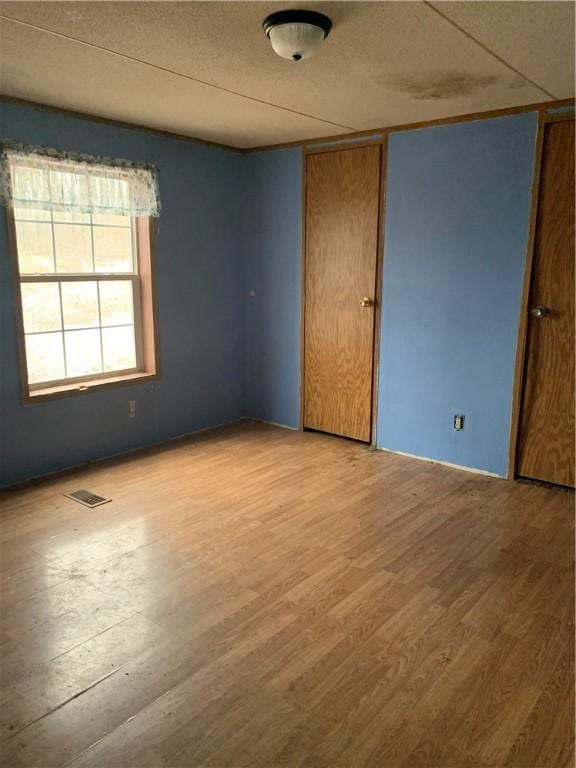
[128,400,136,418]
[454,414,464,431]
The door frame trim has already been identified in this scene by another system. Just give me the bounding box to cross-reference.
[298,147,307,431]
[371,138,388,447]
[508,112,575,480]
[299,141,386,443]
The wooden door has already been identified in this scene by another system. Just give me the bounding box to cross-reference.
[304,145,381,442]
[517,119,575,486]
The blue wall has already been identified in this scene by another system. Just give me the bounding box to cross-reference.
[0,104,539,486]
[377,114,538,475]
[242,149,302,428]
[0,102,244,487]
[239,114,538,477]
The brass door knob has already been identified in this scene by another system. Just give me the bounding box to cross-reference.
[360,297,373,307]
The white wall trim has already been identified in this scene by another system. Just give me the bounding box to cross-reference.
[249,417,299,431]
[377,446,503,479]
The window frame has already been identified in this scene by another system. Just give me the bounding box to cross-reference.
[7,209,159,403]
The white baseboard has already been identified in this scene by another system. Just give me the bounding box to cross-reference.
[248,417,299,431]
[377,446,503,478]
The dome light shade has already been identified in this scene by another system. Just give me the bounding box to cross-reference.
[263,10,332,62]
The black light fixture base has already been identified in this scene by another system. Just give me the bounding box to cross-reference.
[262,10,333,39]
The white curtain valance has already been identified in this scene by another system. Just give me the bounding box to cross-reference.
[1,146,160,217]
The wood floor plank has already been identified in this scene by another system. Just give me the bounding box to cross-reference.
[503,646,575,767]
[0,421,573,767]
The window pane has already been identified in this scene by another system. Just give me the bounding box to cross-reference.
[99,281,134,327]
[25,332,65,384]
[21,283,62,333]
[52,211,90,224]
[61,281,99,330]
[102,326,136,372]
[13,207,51,222]
[64,329,102,377]
[54,224,92,273]
[15,221,54,273]
[93,227,133,272]
[92,214,130,227]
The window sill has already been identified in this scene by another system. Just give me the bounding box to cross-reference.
[26,371,158,403]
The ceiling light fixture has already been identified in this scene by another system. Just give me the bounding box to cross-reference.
[262,10,332,62]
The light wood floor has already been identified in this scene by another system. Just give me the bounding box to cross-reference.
[0,421,574,768]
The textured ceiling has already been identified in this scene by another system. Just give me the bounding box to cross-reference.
[0,1,573,149]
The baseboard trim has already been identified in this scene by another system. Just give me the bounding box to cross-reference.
[0,417,246,490]
[249,418,299,431]
[377,446,503,479]
[3,419,504,490]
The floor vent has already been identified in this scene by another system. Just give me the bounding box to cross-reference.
[64,490,111,508]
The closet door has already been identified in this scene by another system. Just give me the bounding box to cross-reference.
[517,118,575,486]
[304,145,381,442]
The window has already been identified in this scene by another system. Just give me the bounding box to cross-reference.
[4,149,160,400]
